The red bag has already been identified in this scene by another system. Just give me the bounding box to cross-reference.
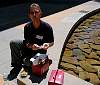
[48,69,64,85]
[32,59,52,76]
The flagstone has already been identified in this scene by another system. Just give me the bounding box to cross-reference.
[79,60,98,73]
[79,71,89,80]
[63,50,73,57]
[89,73,100,85]
[72,49,86,60]
[66,43,78,49]
[86,59,100,65]
[76,66,84,72]
[88,52,99,60]
[66,70,78,77]
[62,56,79,65]
[60,62,78,74]
[90,44,100,51]
[93,66,100,79]
[96,51,100,56]
[78,43,90,49]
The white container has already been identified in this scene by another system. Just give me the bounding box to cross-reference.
[30,53,48,65]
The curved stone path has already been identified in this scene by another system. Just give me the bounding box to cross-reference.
[59,12,100,85]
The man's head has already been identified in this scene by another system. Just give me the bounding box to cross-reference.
[28,3,42,21]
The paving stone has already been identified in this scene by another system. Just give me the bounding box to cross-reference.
[74,28,85,33]
[77,25,88,29]
[79,71,89,80]
[76,66,84,72]
[88,52,99,60]
[82,21,91,27]
[78,43,91,54]
[62,56,79,65]
[78,43,90,49]
[96,51,100,56]
[84,39,94,44]
[79,60,98,73]
[66,43,78,49]
[66,70,78,77]
[64,48,71,51]
[63,49,73,57]
[90,44,100,51]
[90,16,100,20]
[94,38,100,45]
[60,62,79,74]
[80,48,92,54]
[84,28,93,33]
[89,73,100,85]
[73,33,82,37]
[72,49,86,60]
[80,34,91,39]
[85,59,100,65]
[68,40,75,44]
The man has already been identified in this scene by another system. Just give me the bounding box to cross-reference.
[7,3,54,80]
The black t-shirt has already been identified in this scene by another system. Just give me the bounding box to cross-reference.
[24,20,54,46]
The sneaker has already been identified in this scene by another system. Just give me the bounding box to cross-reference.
[7,73,17,81]
[20,68,28,78]
[7,66,22,81]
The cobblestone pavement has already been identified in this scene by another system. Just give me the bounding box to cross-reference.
[59,12,100,85]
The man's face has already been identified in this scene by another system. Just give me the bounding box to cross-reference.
[29,6,41,21]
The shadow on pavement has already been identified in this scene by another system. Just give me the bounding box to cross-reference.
[29,70,48,84]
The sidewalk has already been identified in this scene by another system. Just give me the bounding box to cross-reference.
[0,1,100,85]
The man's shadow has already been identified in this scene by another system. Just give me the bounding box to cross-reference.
[28,69,48,84]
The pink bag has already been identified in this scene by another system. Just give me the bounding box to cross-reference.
[48,69,64,85]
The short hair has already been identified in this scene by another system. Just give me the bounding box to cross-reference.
[28,3,42,13]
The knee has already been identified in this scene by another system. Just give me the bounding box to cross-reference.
[10,40,20,48]
[10,40,15,47]
[10,40,23,49]
[10,40,16,47]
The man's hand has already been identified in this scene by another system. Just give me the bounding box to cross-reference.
[26,43,41,50]
[41,43,49,50]
[32,44,41,50]
[26,43,32,48]
[26,42,54,50]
